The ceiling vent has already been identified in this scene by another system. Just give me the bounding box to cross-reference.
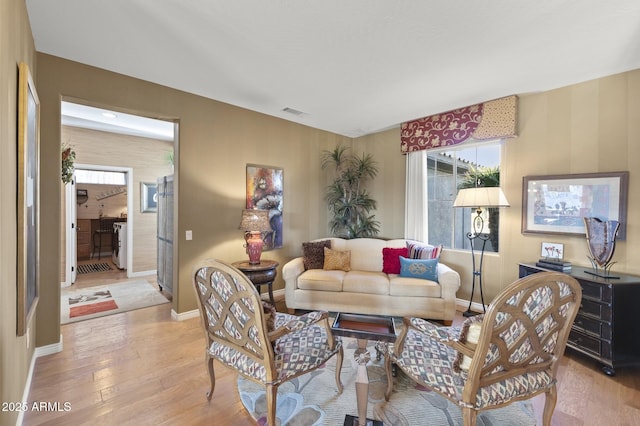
[282,107,306,116]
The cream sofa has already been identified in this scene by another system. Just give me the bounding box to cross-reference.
[283,238,461,323]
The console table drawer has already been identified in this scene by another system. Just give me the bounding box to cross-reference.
[569,330,612,359]
[580,299,612,322]
[578,279,612,303]
[573,315,612,340]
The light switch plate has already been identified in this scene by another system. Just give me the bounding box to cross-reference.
[186,230,192,240]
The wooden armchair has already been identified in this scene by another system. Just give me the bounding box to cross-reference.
[192,259,343,425]
[386,271,582,426]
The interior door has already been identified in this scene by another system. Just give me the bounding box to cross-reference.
[65,176,78,284]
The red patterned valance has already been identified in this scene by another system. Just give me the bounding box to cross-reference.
[401,95,518,153]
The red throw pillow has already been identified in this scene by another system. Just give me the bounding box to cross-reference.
[382,247,408,274]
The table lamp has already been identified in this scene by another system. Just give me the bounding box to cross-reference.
[453,187,509,316]
[239,209,272,264]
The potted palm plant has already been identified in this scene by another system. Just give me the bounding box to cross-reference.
[321,145,380,238]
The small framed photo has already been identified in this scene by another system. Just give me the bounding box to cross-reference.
[540,242,564,260]
[140,182,158,213]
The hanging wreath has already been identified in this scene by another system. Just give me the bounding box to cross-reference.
[61,144,76,184]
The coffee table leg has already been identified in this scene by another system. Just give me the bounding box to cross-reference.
[354,339,371,425]
[384,355,393,401]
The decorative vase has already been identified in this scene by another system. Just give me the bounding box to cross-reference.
[245,231,264,264]
[584,217,620,278]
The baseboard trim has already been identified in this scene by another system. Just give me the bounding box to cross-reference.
[172,309,199,321]
[172,289,286,322]
[456,298,486,315]
[18,335,64,425]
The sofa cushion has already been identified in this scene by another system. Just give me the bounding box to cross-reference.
[297,269,345,292]
[407,241,442,259]
[343,271,390,295]
[323,247,351,271]
[344,238,387,271]
[399,256,439,281]
[302,240,332,270]
[389,275,442,297]
[382,247,408,274]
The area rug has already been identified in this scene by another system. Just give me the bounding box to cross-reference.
[238,338,536,426]
[61,280,170,324]
[77,262,113,274]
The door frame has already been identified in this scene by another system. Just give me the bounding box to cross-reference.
[63,176,77,287]
[64,164,133,285]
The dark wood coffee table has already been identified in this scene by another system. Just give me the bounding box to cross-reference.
[331,313,396,426]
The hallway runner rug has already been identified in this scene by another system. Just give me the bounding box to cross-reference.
[238,338,536,426]
[61,280,170,324]
[77,262,113,274]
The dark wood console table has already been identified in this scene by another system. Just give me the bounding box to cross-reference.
[519,262,640,376]
[232,259,278,306]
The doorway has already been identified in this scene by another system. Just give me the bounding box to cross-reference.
[60,101,176,320]
[65,165,133,289]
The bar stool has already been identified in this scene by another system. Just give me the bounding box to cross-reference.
[92,217,117,260]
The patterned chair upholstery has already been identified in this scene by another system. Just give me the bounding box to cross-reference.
[385,271,582,426]
[192,259,343,425]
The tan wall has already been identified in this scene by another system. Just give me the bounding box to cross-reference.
[76,183,128,220]
[357,70,640,305]
[353,129,407,239]
[63,126,173,274]
[35,53,351,348]
[1,0,37,423]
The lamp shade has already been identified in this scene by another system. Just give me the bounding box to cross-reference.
[239,209,272,232]
[453,187,510,208]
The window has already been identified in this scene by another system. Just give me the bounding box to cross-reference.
[427,141,502,252]
[75,170,127,185]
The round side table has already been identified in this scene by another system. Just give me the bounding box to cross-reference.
[232,259,279,306]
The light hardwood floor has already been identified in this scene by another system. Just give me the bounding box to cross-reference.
[26,300,640,425]
[73,258,159,290]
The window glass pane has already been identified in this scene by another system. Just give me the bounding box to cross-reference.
[75,170,127,185]
[426,142,502,253]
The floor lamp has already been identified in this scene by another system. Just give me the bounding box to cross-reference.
[453,187,509,317]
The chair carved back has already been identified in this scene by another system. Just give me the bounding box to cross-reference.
[464,272,582,402]
[193,259,276,383]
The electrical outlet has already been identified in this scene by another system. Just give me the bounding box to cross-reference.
[186,230,192,240]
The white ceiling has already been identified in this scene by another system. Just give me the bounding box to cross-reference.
[27,0,640,138]
[61,101,175,141]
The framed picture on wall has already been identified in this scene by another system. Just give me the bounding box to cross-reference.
[522,171,629,239]
[141,182,158,213]
[246,164,283,250]
[17,62,40,336]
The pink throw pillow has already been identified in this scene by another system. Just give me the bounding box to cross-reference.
[382,247,408,274]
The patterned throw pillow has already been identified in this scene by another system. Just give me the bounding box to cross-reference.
[323,247,351,271]
[382,247,408,274]
[399,256,439,282]
[302,240,331,270]
[453,314,484,372]
[406,242,442,260]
